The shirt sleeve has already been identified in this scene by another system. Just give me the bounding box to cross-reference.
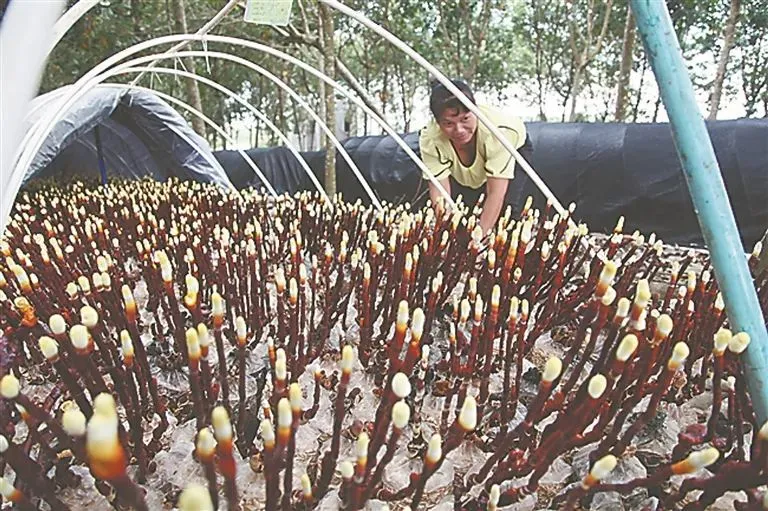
[419,129,452,180]
[483,125,523,179]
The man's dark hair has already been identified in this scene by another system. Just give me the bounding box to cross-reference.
[429,79,476,119]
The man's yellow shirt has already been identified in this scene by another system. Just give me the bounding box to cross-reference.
[419,105,526,189]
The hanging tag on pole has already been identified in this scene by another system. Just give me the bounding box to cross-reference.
[244,0,293,26]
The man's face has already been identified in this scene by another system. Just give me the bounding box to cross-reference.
[437,108,478,148]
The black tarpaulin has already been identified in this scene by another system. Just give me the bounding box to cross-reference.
[214,146,323,193]
[214,119,768,247]
[19,86,231,188]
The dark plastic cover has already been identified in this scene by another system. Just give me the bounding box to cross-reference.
[519,120,768,248]
[20,86,232,188]
[215,119,768,247]
[214,132,427,205]
[214,146,324,194]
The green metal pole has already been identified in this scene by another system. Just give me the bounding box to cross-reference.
[630,0,768,425]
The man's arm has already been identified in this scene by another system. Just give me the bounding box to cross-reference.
[428,177,452,215]
[479,177,508,235]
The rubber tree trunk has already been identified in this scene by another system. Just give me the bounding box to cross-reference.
[170,0,206,138]
[614,7,635,121]
[568,66,584,122]
[567,0,614,122]
[320,3,336,197]
[708,0,741,120]
[276,68,287,139]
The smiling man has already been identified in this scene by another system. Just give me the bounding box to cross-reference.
[419,79,532,235]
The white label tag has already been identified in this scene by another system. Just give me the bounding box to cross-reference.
[244,0,293,26]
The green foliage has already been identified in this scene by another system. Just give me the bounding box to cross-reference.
[736,0,768,116]
[39,0,766,147]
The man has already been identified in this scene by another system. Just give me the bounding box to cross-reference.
[419,79,533,234]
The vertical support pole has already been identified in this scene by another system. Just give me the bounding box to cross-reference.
[631,0,768,425]
[0,0,66,234]
[93,126,108,186]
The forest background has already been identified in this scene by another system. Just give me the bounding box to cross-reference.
[16,0,768,157]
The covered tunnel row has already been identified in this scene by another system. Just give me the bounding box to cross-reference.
[214,119,768,247]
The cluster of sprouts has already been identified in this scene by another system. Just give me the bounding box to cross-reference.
[0,178,766,510]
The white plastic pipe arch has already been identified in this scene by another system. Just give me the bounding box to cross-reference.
[42,0,468,209]
[127,0,240,87]
[105,62,324,200]
[48,0,239,84]
[10,37,386,215]
[9,89,240,195]
[49,0,102,55]
[320,0,568,218]
[318,0,602,258]
[12,80,269,197]
[11,89,246,200]
[101,83,278,197]
[17,0,563,222]
[9,34,455,225]
[15,55,336,205]
[128,56,383,210]
[123,51,385,208]
[0,0,65,234]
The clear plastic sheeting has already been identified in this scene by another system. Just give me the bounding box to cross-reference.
[18,85,232,189]
[216,119,768,247]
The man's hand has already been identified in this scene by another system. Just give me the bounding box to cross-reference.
[479,177,509,235]
[428,178,452,217]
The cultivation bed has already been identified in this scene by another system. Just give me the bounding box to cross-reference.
[0,180,765,510]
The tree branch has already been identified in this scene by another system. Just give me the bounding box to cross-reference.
[296,0,312,37]
[588,0,615,60]
[335,56,387,122]
[469,0,494,80]
[266,9,386,129]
